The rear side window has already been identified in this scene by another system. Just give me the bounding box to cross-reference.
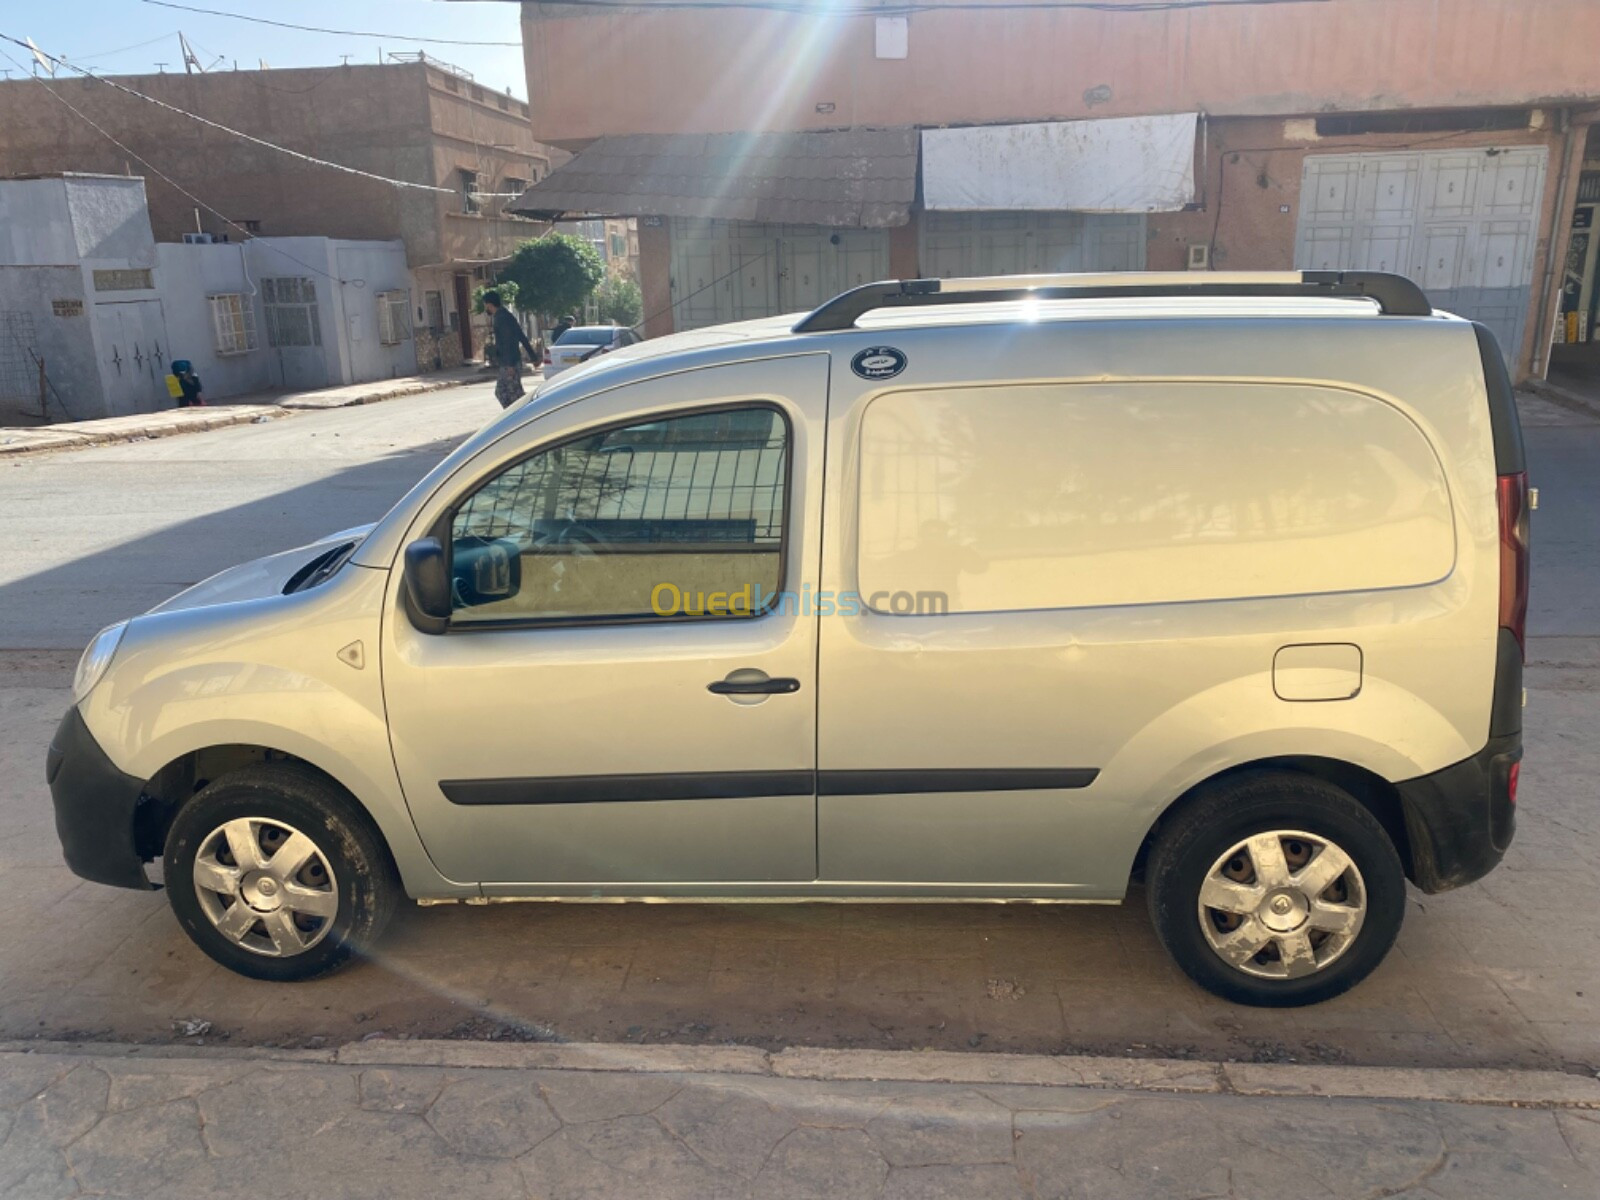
[450,406,788,625]
[555,328,615,346]
[856,382,1454,615]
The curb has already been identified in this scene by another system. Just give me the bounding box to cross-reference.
[275,372,482,411]
[4,1038,1596,1109]
[0,405,288,456]
[0,369,484,456]
[1522,377,1600,421]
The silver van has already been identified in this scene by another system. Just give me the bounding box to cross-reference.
[48,272,1529,1006]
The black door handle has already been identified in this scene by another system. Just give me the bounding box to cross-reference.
[708,676,801,696]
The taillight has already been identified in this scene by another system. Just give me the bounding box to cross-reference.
[1497,471,1530,656]
[1507,760,1520,806]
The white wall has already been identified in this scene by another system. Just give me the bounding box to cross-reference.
[244,238,415,388]
[154,243,275,400]
[0,266,102,423]
[331,240,417,384]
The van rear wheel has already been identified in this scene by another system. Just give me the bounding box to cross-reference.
[1146,772,1405,1007]
[163,764,398,982]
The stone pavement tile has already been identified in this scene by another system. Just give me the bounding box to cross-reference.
[654,1078,801,1180]
[535,1068,684,1124]
[883,1163,1030,1200]
[357,1067,449,1115]
[100,1057,258,1111]
[194,1062,356,1155]
[523,1113,748,1199]
[182,1104,528,1200]
[0,1064,110,1198]
[864,1090,1015,1166]
[65,1095,208,1197]
[1013,1092,1446,1200]
[0,1058,72,1108]
[754,1126,890,1200]
[1555,1110,1600,1169]
[425,1071,561,1157]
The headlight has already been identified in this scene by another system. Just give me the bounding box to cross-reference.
[72,621,128,703]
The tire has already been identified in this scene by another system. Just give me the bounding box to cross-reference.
[164,763,399,982]
[1145,771,1405,1007]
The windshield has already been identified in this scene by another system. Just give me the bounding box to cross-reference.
[555,328,616,346]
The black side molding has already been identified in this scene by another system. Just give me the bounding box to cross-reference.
[442,767,1100,806]
[817,768,1099,795]
[442,771,815,806]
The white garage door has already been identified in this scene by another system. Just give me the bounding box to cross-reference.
[919,212,1147,279]
[1296,147,1548,366]
[668,219,891,330]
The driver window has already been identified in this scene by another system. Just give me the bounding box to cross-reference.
[449,406,788,625]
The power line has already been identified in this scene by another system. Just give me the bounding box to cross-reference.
[0,33,531,198]
[66,32,181,64]
[0,45,351,285]
[139,0,523,46]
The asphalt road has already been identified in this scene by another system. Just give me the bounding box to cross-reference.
[1,383,1596,1069]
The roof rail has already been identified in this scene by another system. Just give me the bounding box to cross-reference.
[791,270,1433,333]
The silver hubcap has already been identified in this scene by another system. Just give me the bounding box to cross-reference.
[1197,829,1366,980]
[193,818,338,958]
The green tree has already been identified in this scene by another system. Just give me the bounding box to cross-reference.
[595,275,643,327]
[498,233,605,323]
[470,280,519,314]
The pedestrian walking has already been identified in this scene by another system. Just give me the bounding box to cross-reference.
[482,291,537,408]
[551,313,576,343]
[165,360,206,408]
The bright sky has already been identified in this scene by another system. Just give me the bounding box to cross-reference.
[7,1,528,96]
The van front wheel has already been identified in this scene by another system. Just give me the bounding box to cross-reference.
[164,764,398,982]
[1146,772,1405,1007]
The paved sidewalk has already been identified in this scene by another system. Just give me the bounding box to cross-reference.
[264,365,484,410]
[0,406,286,456]
[1,1040,1596,1199]
[0,367,483,456]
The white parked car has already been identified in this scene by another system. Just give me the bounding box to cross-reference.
[543,324,641,377]
[48,271,1528,1006]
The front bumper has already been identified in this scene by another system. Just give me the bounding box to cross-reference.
[46,706,156,890]
[1397,732,1520,894]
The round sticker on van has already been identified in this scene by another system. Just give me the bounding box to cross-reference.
[851,346,907,381]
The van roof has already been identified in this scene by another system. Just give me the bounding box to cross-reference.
[547,270,1451,390]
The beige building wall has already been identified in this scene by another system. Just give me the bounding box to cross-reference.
[521,0,1600,145]
[0,61,557,370]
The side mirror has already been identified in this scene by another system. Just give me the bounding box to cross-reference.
[403,537,452,634]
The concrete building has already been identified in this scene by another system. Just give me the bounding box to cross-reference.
[0,175,414,421]
[508,0,1600,380]
[0,57,557,371]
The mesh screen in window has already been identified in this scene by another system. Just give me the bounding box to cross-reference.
[450,407,788,625]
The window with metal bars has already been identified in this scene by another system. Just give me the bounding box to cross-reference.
[449,406,789,625]
[208,293,258,355]
[377,290,410,345]
[262,277,321,348]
